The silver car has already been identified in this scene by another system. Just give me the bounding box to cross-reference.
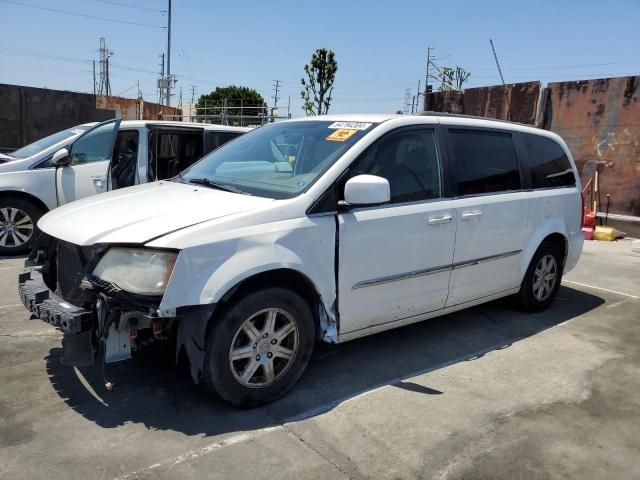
[0,120,248,254]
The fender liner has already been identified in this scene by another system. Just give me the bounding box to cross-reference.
[175,303,216,383]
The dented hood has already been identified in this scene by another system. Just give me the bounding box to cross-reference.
[38,181,274,246]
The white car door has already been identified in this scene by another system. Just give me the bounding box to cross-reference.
[57,119,121,204]
[444,127,528,307]
[337,127,455,337]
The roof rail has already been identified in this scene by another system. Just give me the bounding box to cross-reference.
[415,111,534,128]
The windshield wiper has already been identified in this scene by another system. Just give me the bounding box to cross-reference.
[186,177,245,194]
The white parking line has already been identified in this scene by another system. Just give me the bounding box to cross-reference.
[114,427,282,480]
[563,280,639,300]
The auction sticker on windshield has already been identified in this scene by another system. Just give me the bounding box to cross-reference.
[328,121,372,130]
[326,129,358,142]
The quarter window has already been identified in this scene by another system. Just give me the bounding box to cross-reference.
[523,134,575,188]
[449,129,521,195]
[349,129,442,203]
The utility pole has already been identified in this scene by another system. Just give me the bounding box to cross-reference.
[165,0,172,105]
[415,79,421,113]
[92,60,96,96]
[403,88,412,115]
[287,96,291,119]
[157,53,165,104]
[489,38,511,120]
[189,85,196,121]
[271,80,281,122]
[425,46,435,99]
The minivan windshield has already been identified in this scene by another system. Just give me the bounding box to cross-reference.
[11,125,90,159]
[180,120,376,198]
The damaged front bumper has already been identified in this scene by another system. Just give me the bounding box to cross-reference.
[18,265,215,382]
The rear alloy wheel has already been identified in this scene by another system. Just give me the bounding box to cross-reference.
[517,240,564,312]
[0,200,43,255]
[203,287,315,408]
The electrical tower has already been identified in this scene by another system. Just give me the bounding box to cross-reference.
[403,88,412,115]
[97,37,113,97]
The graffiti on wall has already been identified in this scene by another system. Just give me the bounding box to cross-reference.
[592,128,640,158]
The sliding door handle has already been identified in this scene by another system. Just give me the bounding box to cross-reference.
[427,215,452,225]
[461,211,483,221]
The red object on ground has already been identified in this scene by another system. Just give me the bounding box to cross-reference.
[582,227,594,240]
[583,209,597,228]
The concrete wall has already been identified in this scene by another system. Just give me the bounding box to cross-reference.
[0,83,113,151]
[424,77,640,216]
[0,83,183,152]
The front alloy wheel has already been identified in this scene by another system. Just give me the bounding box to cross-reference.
[229,308,299,388]
[0,207,34,249]
[203,287,315,408]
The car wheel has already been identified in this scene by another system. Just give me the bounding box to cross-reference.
[517,240,564,312]
[203,287,315,408]
[0,198,44,255]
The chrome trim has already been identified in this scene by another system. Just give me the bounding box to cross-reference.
[351,249,522,289]
[352,264,452,289]
[452,249,521,270]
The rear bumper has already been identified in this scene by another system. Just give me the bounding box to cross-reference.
[18,268,93,334]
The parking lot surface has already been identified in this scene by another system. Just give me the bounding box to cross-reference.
[1,239,639,480]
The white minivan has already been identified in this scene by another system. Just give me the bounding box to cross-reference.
[0,120,248,254]
[19,113,583,407]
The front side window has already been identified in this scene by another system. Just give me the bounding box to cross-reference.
[450,129,521,195]
[69,121,118,166]
[523,133,575,188]
[349,128,442,203]
[181,121,376,199]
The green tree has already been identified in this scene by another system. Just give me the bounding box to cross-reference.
[437,66,471,92]
[301,48,338,115]
[196,85,266,126]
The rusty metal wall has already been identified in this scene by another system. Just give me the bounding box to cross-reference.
[544,76,640,216]
[424,82,540,124]
[96,95,139,120]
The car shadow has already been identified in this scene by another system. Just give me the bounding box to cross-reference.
[44,286,604,437]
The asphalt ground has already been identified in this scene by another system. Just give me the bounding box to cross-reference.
[1,238,639,479]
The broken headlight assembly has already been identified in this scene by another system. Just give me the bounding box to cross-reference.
[92,248,177,296]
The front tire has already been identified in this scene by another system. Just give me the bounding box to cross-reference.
[0,198,44,255]
[517,240,564,312]
[203,287,315,408]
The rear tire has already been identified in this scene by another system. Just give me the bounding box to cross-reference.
[517,240,564,312]
[0,198,44,256]
[203,287,315,408]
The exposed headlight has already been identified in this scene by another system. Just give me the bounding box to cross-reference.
[93,248,177,296]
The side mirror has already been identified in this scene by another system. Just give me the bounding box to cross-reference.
[341,174,390,208]
[52,148,70,168]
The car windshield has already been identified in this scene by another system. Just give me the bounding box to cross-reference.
[180,120,377,199]
[11,126,90,159]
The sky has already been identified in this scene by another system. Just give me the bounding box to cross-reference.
[1,0,639,117]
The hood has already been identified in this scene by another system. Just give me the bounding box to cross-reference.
[38,181,275,246]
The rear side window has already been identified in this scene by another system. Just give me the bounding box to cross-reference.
[449,129,521,195]
[206,131,241,152]
[523,134,575,188]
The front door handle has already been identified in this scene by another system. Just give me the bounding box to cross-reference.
[428,215,452,225]
[461,211,483,221]
[92,176,107,189]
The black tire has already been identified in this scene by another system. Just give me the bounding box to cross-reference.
[203,287,315,408]
[517,240,564,312]
[0,198,45,256]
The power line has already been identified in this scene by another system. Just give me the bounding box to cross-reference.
[0,0,166,29]
[93,0,167,13]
